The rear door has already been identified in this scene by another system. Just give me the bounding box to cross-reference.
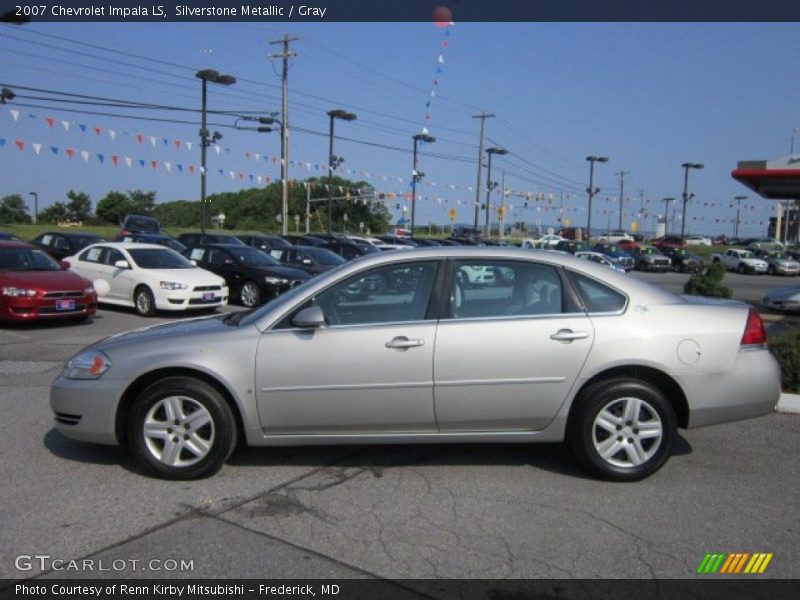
[433,259,594,431]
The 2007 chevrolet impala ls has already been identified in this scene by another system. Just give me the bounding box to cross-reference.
[51,247,780,481]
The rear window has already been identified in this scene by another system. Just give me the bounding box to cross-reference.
[123,216,160,233]
[568,271,627,313]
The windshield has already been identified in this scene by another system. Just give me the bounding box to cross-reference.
[128,248,193,269]
[231,247,281,267]
[0,247,62,271]
[769,252,788,259]
[309,248,347,266]
[125,217,159,233]
[73,235,103,248]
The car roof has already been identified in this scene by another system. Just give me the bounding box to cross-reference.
[0,240,34,249]
[83,242,167,250]
[40,231,103,238]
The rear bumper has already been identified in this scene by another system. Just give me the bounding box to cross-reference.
[685,348,781,428]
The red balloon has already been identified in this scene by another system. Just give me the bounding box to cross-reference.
[432,5,452,27]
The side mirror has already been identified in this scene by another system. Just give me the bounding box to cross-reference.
[224,258,234,265]
[60,260,71,270]
[114,260,130,269]
[189,259,197,266]
[292,305,326,328]
[302,258,313,265]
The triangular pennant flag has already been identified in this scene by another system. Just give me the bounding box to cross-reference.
[136,134,144,144]
[438,55,445,64]
[176,164,183,173]
[249,174,253,181]
[33,143,42,155]
[441,40,449,48]
[186,141,192,151]
[228,170,234,179]
[436,66,443,74]
[93,126,102,135]
[111,155,119,166]
[162,138,169,146]
[45,117,55,127]
[256,176,262,185]
[174,140,181,150]
[0,138,8,147]
[431,90,436,97]
[51,146,58,155]
[214,146,221,155]
[97,153,105,164]
[150,160,157,170]
[61,121,71,131]
[245,151,251,160]
[188,165,196,174]
[8,109,21,121]
[108,129,116,141]
[79,124,87,133]
[254,153,260,161]
[164,162,171,172]
[422,127,430,134]
[225,148,231,154]
[14,140,25,151]
[125,156,133,168]
[65,147,74,159]
[425,101,431,108]
[149,136,157,147]
[239,172,244,180]
[81,150,90,162]
[139,159,145,168]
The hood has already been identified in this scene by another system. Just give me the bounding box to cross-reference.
[95,313,234,350]
[764,286,800,301]
[253,265,311,280]
[1,269,93,292]
[150,267,226,287]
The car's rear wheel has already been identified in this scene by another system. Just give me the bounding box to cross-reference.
[127,376,237,479]
[738,264,747,274]
[568,378,677,481]
[133,286,156,317]
[239,281,261,307]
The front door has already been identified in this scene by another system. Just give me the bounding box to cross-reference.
[255,260,441,434]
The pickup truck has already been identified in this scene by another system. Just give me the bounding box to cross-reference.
[712,248,769,274]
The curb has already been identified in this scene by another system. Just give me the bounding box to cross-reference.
[777,393,800,414]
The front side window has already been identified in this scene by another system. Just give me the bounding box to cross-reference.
[105,249,126,266]
[448,261,563,319]
[312,261,439,326]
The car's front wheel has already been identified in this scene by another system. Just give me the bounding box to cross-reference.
[568,378,677,481]
[239,281,261,307]
[127,376,237,479]
[133,285,156,317]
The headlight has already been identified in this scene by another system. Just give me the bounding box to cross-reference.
[159,281,188,290]
[84,286,95,294]
[1,287,37,297]
[264,276,288,285]
[63,350,112,380]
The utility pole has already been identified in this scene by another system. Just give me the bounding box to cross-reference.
[616,170,629,230]
[733,195,747,238]
[663,197,675,236]
[472,112,494,235]
[305,183,311,234]
[269,34,298,236]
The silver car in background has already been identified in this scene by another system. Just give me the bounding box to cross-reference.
[51,248,780,481]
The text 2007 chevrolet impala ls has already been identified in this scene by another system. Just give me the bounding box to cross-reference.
[51,248,780,481]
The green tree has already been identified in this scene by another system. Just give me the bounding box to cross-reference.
[65,190,92,222]
[128,190,156,215]
[38,202,68,224]
[95,191,131,225]
[0,194,32,224]
[684,261,732,298]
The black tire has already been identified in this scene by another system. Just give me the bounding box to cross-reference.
[738,264,747,275]
[127,376,237,479]
[133,285,157,317]
[767,265,775,276]
[239,280,261,307]
[567,378,677,482]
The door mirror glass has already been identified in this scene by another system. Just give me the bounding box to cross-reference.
[292,305,326,328]
[113,260,130,269]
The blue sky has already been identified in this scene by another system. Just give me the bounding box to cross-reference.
[1,21,799,236]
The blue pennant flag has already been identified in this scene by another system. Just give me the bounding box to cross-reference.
[97,154,104,163]
[79,124,87,132]
[51,146,59,155]
[0,138,5,147]
[139,159,145,167]
[218,169,223,176]
[177,164,183,173]
[163,138,169,146]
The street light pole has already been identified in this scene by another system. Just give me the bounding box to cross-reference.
[663,197,675,235]
[196,69,236,234]
[586,155,609,241]
[616,170,629,230]
[680,162,704,241]
[733,195,747,238]
[28,192,38,224]
[472,112,495,234]
[411,133,435,239]
[484,147,508,237]
[326,109,357,237]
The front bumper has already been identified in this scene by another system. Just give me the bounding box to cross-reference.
[50,375,124,445]
[155,286,229,311]
[0,294,97,322]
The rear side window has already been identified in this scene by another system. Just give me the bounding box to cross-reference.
[568,271,627,313]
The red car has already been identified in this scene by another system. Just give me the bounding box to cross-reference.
[650,235,687,250]
[616,238,640,252]
[0,241,97,322]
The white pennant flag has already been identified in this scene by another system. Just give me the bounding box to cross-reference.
[438,55,445,64]
[149,136,157,146]
[215,146,221,155]
[164,162,172,173]
[256,176,262,185]
[228,171,235,179]
[10,109,20,121]
[422,127,430,135]
[81,150,90,162]
[125,156,133,168]
[32,143,42,155]
[61,121,71,131]
[186,142,192,151]
[199,166,206,174]
[108,129,117,141]
[254,153,260,161]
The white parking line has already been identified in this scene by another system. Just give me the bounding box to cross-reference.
[0,330,32,341]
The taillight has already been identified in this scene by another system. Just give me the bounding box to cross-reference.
[741,308,767,346]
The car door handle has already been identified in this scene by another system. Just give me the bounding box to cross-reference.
[550,329,590,343]
[385,337,425,349]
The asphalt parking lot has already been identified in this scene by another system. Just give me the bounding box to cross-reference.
[1,273,798,581]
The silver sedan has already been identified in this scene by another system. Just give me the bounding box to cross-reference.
[51,247,780,481]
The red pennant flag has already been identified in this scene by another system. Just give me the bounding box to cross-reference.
[188,165,195,174]
[245,152,251,160]
[65,148,74,159]
[150,160,158,170]
[93,127,101,135]
[45,117,55,128]
[111,155,119,166]
[14,140,25,151]
[266,177,271,184]
[174,140,181,150]
[136,134,144,144]
[433,79,439,86]
[271,156,277,165]
[239,172,244,180]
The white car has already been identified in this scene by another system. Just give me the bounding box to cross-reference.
[684,235,712,246]
[521,235,567,249]
[575,251,627,273]
[64,242,228,317]
[596,230,633,244]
